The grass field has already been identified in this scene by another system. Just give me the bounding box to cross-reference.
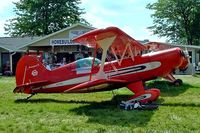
[0,75,200,133]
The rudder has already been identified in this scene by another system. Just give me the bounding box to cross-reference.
[15,55,49,94]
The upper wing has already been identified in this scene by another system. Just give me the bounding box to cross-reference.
[73,27,146,54]
[145,42,172,51]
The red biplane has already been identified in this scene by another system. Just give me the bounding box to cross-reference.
[13,27,189,110]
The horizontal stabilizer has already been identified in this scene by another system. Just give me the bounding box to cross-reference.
[13,80,49,93]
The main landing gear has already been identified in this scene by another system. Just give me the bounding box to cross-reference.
[120,81,160,110]
[173,79,183,86]
[164,74,183,86]
[120,101,159,110]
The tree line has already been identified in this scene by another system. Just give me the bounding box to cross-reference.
[4,0,89,37]
[147,0,200,45]
[4,0,200,46]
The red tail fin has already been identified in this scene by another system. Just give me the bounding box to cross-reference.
[14,55,49,94]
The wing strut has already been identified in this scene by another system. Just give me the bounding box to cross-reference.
[92,36,116,80]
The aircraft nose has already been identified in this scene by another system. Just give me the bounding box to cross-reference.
[179,50,190,70]
[180,50,189,58]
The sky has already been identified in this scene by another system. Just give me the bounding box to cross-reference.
[0,0,166,42]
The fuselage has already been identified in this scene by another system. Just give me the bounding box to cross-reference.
[29,47,187,93]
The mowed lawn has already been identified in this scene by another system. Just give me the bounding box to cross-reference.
[0,75,200,133]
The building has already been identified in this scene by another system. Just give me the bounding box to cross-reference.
[0,23,95,75]
[1,24,200,75]
[0,37,41,75]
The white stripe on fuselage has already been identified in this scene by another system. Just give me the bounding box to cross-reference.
[108,61,161,77]
[42,61,161,89]
[43,76,90,89]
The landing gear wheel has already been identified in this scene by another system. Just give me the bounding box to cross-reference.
[173,79,183,86]
[119,101,142,110]
[119,101,159,110]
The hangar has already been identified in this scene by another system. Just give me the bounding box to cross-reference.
[0,23,95,75]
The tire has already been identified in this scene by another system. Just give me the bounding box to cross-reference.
[173,79,183,86]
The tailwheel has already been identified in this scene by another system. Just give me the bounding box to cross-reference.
[26,93,36,100]
[120,88,160,110]
[173,79,183,86]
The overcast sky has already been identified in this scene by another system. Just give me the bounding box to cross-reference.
[0,0,166,42]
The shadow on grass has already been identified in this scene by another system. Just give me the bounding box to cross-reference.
[146,80,193,97]
[13,80,195,127]
[69,95,156,127]
[15,93,200,127]
[160,102,200,108]
[15,95,156,127]
[68,95,200,127]
[156,98,200,108]
[14,98,100,104]
[14,94,133,105]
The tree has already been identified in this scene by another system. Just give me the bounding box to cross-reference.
[4,0,89,37]
[146,0,200,45]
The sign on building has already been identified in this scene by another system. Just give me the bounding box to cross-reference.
[50,38,76,46]
[50,29,89,46]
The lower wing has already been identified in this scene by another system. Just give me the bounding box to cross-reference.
[65,79,127,92]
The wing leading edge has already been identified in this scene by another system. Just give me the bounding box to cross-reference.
[64,79,127,93]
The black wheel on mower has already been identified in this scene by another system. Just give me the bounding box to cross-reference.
[173,79,183,86]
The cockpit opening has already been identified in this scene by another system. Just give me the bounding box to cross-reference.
[75,57,101,69]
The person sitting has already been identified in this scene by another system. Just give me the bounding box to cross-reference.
[3,61,12,76]
[42,59,51,70]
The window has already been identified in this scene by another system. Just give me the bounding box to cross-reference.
[189,51,192,63]
[76,57,101,69]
